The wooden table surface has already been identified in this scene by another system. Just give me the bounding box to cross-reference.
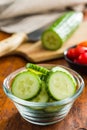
[0,13,87,130]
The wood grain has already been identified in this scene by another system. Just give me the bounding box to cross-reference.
[1,21,87,63]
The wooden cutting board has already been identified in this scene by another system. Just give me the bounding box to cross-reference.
[1,21,87,63]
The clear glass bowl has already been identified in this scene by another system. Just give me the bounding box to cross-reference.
[3,64,84,126]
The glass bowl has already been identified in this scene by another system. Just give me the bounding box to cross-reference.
[3,64,84,126]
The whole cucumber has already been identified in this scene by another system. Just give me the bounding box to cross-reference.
[41,11,83,50]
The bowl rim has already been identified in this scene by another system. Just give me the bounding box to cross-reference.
[3,64,85,107]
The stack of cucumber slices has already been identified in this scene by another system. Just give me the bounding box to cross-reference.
[11,63,77,103]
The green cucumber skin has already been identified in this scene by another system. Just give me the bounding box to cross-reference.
[26,63,49,75]
[26,63,50,81]
[41,11,83,50]
[49,11,83,42]
[11,71,41,100]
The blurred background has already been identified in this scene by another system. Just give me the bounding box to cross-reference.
[0,0,87,33]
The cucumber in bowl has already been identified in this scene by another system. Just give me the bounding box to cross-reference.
[46,70,76,100]
[30,81,49,103]
[52,66,77,86]
[26,63,50,80]
[11,63,77,105]
[11,71,41,100]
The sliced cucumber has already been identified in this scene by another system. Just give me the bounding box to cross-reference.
[11,63,77,105]
[46,71,76,100]
[44,98,64,112]
[41,11,83,50]
[45,105,64,112]
[29,81,49,110]
[52,66,77,86]
[26,63,49,75]
[27,68,43,75]
[11,71,41,100]
[30,81,49,103]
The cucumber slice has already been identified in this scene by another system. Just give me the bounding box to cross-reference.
[44,98,64,112]
[45,105,64,112]
[31,81,49,103]
[11,71,41,100]
[27,68,43,75]
[42,30,62,50]
[29,81,49,110]
[52,66,77,86]
[41,11,83,50]
[26,63,49,75]
[46,71,76,100]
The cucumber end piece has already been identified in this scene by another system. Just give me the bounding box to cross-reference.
[41,30,62,50]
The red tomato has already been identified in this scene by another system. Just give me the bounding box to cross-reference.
[78,41,87,47]
[77,52,87,65]
[67,48,77,60]
[67,46,86,59]
[75,46,86,57]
